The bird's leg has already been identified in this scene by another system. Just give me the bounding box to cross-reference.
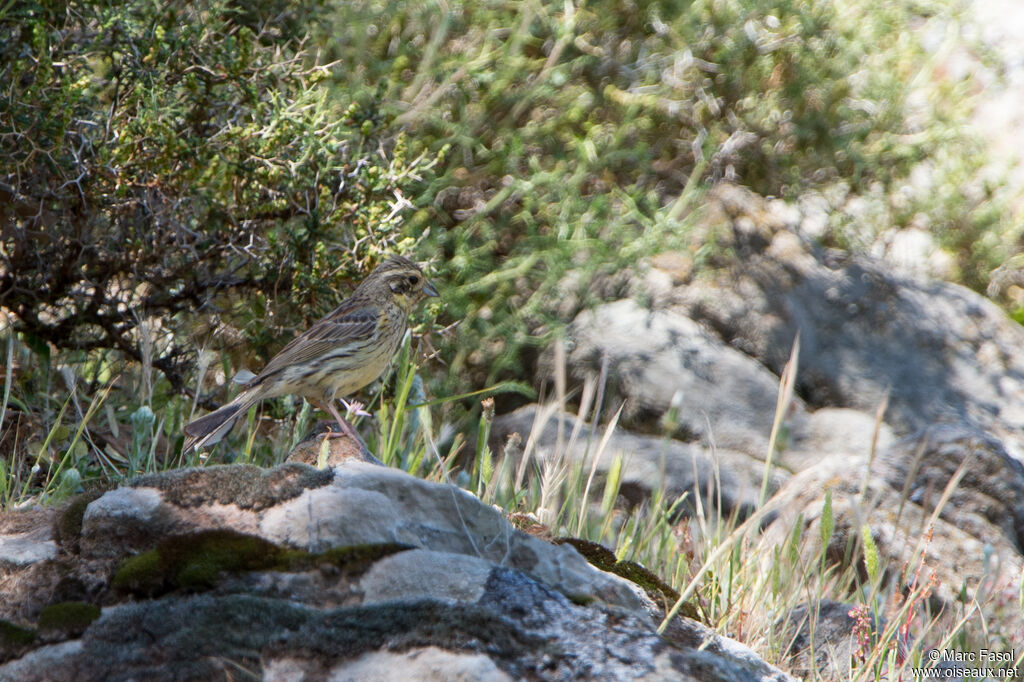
[314,400,363,444]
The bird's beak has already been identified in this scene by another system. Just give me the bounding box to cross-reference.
[423,281,439,298]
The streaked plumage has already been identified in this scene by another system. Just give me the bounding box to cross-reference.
[183,255,438,452]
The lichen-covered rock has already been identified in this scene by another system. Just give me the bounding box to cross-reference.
[0,463,795,682]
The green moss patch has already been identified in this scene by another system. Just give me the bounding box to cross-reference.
[565,592,596,607]
[131,463,334,511]
[37,601,101,635]
[309,543,413,574]
[113,530,286,595]
[555,537,697,618]
[557,538,618,568]
[0,619,36,647]
[54,489,106,553]
[113,528,412,597]
[0,617,37,664]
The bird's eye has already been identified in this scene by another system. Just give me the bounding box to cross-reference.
[408,275,420,285]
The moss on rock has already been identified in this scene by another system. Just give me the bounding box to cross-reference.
[113,530,286,595]
[112,528,412,597]
[112,548,167,596]
[37,601,101,635]
[315,543,412,574]
[0,619,36,647]
[131,463,334,511]
[53,489,106,553]
[555,537,697,618]
[0,618,37,663]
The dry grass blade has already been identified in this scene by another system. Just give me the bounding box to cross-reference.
[658,496,784,634]
[858,390,890,503]
[576,402,624,536]
[537,454,569,527]
[514,401,563,491]
[554,337,567,463]
[759,333,799,507]
[0,335,13,453]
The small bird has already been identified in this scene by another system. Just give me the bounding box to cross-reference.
[183,255,438,452]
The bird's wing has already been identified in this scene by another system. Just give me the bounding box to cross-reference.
[253,303,380,382]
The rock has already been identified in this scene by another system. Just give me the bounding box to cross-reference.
[285,420,384,467]
[75,462,643,612]
[0,581,790,682]
[879,423,1024,552]
[0,509,58,568]
[0,534,57,568]
[782,407,895,474]
[294,646,515,681]
[661,616,803,682]
[0,463,795,682]
[0,507,73,626]
[756,439,1023,668]
[666,190,1024,443]
[546,298,805,458]
[779,600,869,680]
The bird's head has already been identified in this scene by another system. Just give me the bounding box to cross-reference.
[370,255,439,312]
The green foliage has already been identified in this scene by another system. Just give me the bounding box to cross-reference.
[3,0,1018,482]
[861,523,881,584]
[319,0,1016,403]
[1,0,441,487]
[820,488,834,556]
[1,0,438,394]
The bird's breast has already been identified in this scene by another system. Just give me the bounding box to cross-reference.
[291,312,408,401]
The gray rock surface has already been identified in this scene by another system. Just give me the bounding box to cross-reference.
[879,423,1024,552]
[0,509,58,569]
[781,407,894,474]
[657,188,1024,452]
[779,600,867,680]
[0,534,57,568]
[546,297,805,457]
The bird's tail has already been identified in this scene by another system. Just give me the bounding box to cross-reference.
[182,397,254,452]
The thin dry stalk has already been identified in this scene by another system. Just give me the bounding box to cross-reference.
[759,334,800,506]
[576,403,625,536]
